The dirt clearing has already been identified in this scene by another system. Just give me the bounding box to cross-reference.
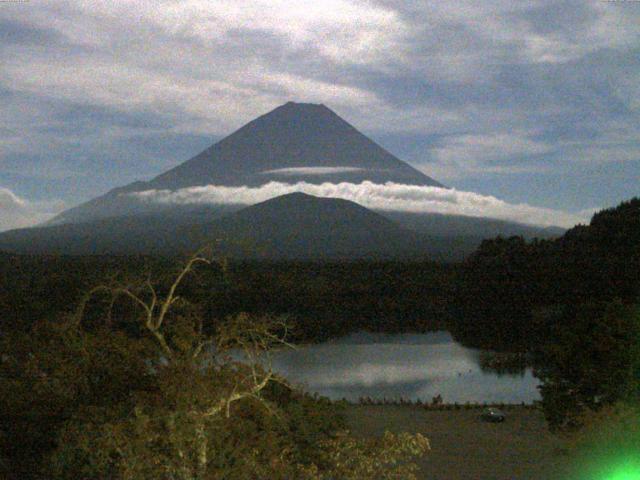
[345,405,571,479]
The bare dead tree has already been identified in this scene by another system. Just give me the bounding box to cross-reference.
[71,249,298,478]
[74,250,292,470]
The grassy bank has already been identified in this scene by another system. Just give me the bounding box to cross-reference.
[345,404,571,480]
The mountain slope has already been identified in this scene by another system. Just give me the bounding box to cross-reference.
[0,195,567,260]
[51,102,441,225]
[151,102,442,189]
[189,192,429,259]
[383,211,565,240]
[0,193,431,259]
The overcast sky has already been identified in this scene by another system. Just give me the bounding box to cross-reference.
[1,0,639,229]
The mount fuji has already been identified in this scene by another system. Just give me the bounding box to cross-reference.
[0,102,563,259]
[51,101,442,226]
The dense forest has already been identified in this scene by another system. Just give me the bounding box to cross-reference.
[451,197,640,352]
[0,255,458,343]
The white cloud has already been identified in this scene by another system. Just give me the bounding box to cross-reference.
[256,73,380,107]
[400,1,640,68]
[430,132,553,177]
[436,132,552,162]
[0,187,65,232]
[84,0,406,65]
[260,166,366,176]
[575,207,600,221]
[555,122,640,164]
[2,0,637,143]
[129,181,587,227]
[1,0,396,136]
[563,143,640,164]
[411,131,555,181]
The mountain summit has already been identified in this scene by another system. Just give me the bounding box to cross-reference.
[149,101,442,189]
[51,102,442,224]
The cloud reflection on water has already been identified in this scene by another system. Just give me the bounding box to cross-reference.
[269,331,540,404]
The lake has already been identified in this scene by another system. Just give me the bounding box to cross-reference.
[268,331,540,404]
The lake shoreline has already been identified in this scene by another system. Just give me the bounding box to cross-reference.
[348,398,540,408]
[270,331,541,405]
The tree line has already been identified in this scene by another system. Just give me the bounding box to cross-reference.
[0,255,458,342]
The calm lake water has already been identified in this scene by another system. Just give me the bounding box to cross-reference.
[269,331,540,404]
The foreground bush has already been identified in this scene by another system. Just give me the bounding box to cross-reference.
[533,300,640,431]
[0,252,428,479]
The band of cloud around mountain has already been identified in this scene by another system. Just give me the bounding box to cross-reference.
[129,181,583,228]
[47,102,585,228]
[0,102,591,258]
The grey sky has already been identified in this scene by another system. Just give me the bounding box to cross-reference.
[0,0,638,228]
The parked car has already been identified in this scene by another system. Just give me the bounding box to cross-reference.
[480,407,506,423]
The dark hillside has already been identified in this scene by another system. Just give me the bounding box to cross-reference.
[0,193,432,259]
[450,197,640,351]
[188,192,430,260]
